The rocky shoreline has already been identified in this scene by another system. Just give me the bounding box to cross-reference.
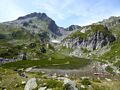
[0,58,20,64]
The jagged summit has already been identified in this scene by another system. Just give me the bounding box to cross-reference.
[17,12,49,20]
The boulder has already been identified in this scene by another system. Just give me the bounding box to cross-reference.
[24,78,37,90]
[58,77,78,90]
[64,78,78,90]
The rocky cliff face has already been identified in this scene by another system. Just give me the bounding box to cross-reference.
[62,25,116,57]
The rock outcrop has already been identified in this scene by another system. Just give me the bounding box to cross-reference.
[62,25,116,57]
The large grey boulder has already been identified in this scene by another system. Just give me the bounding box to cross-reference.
[58,77,78,90]
[24,78,37,90]
[64,78,78,90]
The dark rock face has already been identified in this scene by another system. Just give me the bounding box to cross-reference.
[48,20,62,36]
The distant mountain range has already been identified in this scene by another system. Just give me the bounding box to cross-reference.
[1,12,80,41]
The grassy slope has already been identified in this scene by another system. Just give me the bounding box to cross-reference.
[0,67,120,90]
[0,23,51,59]
[0,40,91,69]
[99,24,120,66]
[0,67,26,90]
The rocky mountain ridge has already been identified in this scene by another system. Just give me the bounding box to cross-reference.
[2,12,80,39]
[0,12,120,60]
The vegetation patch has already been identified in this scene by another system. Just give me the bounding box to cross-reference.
[90,25,112,35]
[64,30,87,40]
[1,56,90,70]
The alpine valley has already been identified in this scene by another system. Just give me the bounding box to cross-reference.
[0,12,120,90]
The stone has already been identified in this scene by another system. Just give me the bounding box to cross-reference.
[38,87,47,90]
[47,89,52,90]
[64,78,78,90]
[21,81,26,85]
[24,78,37,90]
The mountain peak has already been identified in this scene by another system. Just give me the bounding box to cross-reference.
[66,25,81,31]
[17,12,48,20]
[13,12,62,36]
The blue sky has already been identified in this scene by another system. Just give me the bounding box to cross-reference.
[0,0,120,27]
